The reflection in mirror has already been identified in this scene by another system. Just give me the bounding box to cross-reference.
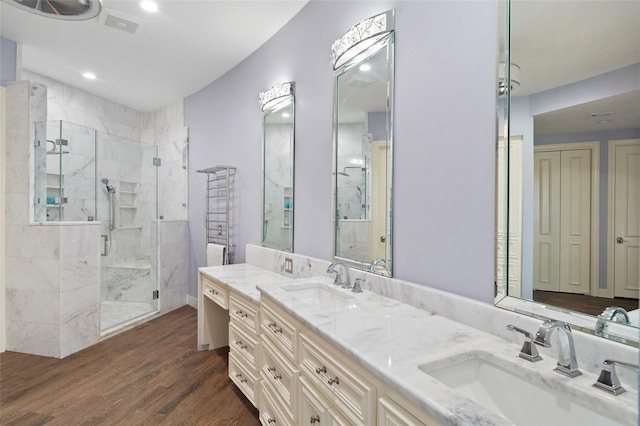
[496,0,640,345]
[331,10,394,276]
[260,82,295,252]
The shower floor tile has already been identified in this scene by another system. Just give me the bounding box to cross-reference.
[101,300,155,331]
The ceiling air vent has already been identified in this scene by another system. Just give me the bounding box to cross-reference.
[6,0,102,21]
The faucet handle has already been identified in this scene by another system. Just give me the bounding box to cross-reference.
[352,278,364,293]
[593,359,639,396]
[507,325,543,362]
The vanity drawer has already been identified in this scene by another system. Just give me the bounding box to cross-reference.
[261,301,298,361]
[299,333,376,425]
[260,379,293,426]
[229,321,260,371]
[229,352,260,408]
[260,334,299,422]
[229,293,260,335]
[202,275,228,309]
[378,397,426,426]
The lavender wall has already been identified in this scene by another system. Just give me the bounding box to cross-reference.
[185,0,498,303]
[1,37,17,85]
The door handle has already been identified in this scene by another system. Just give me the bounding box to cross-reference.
[380,236,386,242]
[616,237,628,244]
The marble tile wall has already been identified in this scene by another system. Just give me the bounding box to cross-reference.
[4,76,189,357]
[336,123,369,220]
[155,220,189,314]
[245,244,639,388]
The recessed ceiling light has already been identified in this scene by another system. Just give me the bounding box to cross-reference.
[359,63,371,72]
[83,72,97,80]
[140,1,158,12]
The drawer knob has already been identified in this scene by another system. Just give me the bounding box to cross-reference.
[327,377,340,385]
[267,419,276,424]
[310,415,320,424]
[235,341,247,350]
[315,366,327,374]
[236,310,248,318]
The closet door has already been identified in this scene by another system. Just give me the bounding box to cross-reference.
[534,149,591,294]
[559,149,591,294]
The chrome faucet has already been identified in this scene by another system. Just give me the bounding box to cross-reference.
[327,262,351,289]
[592,359,639,395]
[534,320,582,377]
[595,306,630,337]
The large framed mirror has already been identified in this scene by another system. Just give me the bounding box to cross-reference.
[496,0,640,345]
[260,82,295,252]
[331,10,395,276]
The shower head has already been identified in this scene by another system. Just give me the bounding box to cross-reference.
[102,178,116,193]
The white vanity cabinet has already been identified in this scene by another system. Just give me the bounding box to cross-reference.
[259,298,301,425]
[228,291,262,408]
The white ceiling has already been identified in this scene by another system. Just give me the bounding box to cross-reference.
[0,0,308,112]
[504,0,640,135]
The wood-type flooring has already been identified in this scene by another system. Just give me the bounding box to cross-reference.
[533,290,638,317]
[0,306,259,425]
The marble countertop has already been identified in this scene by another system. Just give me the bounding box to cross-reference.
[198,265,637,425]
[199,264,291,303]
[257,276,637,426]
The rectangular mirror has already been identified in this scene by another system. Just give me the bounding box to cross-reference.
[496,0,640,346]
[260,82,295,252]
[331,11,395,276]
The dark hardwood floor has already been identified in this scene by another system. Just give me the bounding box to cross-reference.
[0,306,259,425]
[534,291,639,317]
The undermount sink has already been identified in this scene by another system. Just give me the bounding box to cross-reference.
[419,351,625,426]
[281,282,354,305]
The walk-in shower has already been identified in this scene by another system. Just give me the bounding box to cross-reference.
[34,120,160,334]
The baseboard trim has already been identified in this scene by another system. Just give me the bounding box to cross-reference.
[186,295,198,308]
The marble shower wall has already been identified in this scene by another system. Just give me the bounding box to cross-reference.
[141,101,188,221]
[4,81,101,358]
[5,74,189,357]
[245,244,639,387]
[336,123,369,220]
[263,123,293,248]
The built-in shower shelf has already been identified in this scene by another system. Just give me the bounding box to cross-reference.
[118,226,142,230]
[120,190,137,195]
[120,206,137,209]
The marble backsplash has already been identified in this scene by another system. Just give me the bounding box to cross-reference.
[245,244,639,389]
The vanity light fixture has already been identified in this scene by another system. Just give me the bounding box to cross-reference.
[359,63,371,72]
[140,1,158,12]
[331,10,395,70]
[281,112,290,118]
[83,72,97,80]
[259,82,295,112]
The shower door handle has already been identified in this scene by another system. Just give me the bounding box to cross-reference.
[101,235,109,256]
